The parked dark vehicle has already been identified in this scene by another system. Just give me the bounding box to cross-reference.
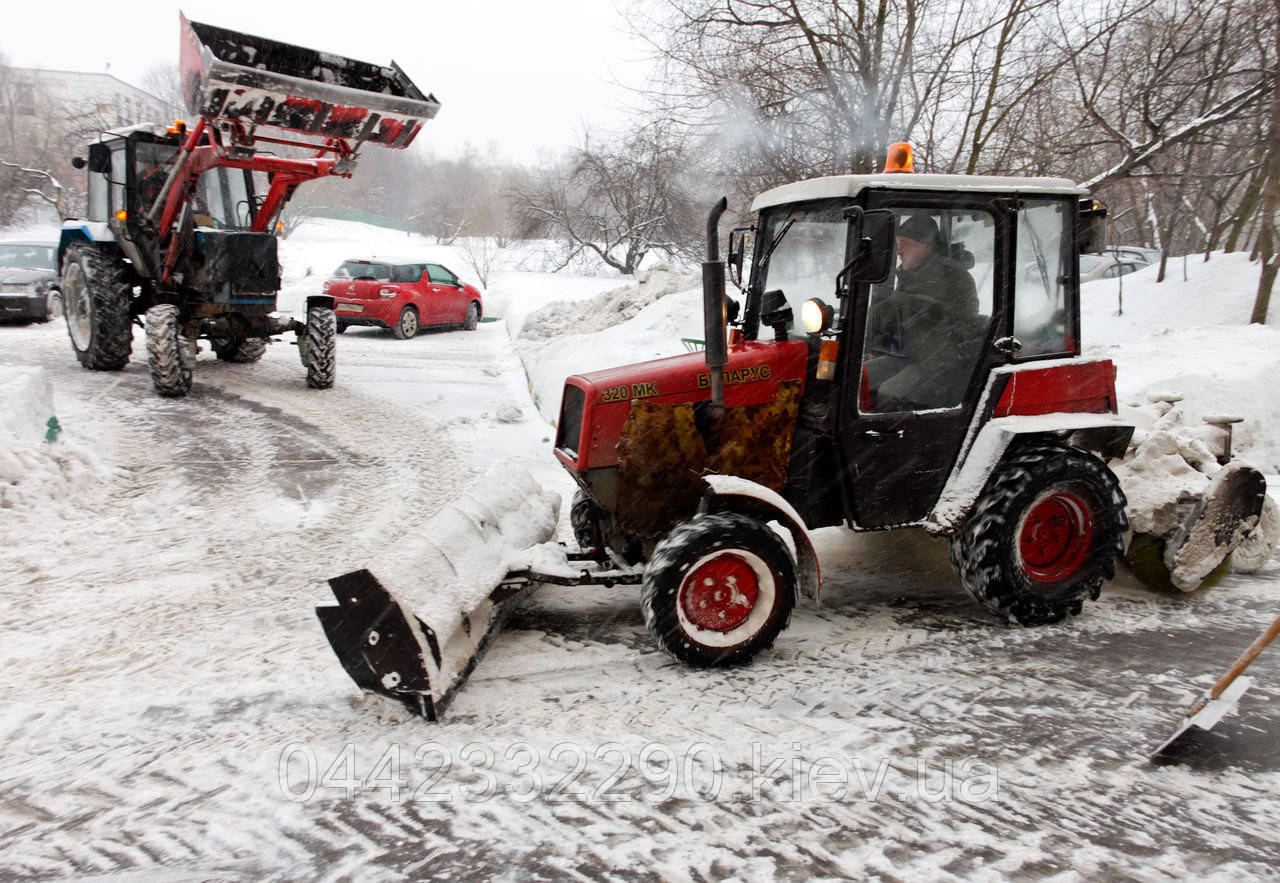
[0,241,61,323]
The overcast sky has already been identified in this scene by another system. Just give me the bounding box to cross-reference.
[1,0,654,163]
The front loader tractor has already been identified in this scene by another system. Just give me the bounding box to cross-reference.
[58,15,439,396]
[318,144,1270,720]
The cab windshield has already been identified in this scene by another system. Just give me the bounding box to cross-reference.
[750,201,848,339]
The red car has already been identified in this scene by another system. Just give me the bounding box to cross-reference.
[324,258,483,338]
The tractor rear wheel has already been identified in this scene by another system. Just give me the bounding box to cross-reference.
[642,512,796,666]
[61,243,133,370]
[950,441,1127,625]
[301,306,336,389]
[144,304,194,397]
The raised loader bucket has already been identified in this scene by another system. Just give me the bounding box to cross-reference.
[180,13,440,148]
[316,462,561,719]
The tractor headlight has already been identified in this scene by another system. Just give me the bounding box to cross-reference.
[801,298,834,334]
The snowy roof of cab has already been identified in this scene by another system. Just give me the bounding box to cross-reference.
[750,173,1087,212]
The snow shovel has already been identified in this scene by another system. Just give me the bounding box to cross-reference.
[1153,613,1280,757]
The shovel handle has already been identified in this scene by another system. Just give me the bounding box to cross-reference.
[1209,614,1280,700]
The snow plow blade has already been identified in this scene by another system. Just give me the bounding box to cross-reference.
[318,569,540,720]
[180,13,440,148]
[315,462,560,720]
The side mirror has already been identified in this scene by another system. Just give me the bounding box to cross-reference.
[848,209,896,284]
[760,289,793,340]
[727,227,751,288]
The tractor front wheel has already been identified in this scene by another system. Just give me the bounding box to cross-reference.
[642,512,796,667]
[144,304,194,397]
[61,243,133,370]
[301,306,336,389]
[950,441,1127,625]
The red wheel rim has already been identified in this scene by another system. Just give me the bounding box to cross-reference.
[1018,491,1093,583]
[680,552,760,631]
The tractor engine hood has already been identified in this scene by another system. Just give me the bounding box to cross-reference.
[554,339,809,473]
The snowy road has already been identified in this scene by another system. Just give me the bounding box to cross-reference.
[2,316,1279,880]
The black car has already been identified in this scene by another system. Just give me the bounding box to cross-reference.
[0,241,61,323]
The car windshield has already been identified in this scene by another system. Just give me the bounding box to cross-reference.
[336,261,392,281]
[0,244,56,270]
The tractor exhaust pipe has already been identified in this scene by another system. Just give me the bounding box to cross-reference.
[702,197,729,418]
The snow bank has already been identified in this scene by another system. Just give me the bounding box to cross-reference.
[1083,252,1280,471]
[0,366,110,512]
[513,265,701,419]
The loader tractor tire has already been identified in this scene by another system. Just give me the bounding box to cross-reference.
[61,242,134,371]
[144,304,194,398]
[392,306,419,339]
[211,336,267,363]
[301,306,336,389]
[949,441,1127,626]
[570,490,606,551]
[464,301,480,331]
[642,512,796,667]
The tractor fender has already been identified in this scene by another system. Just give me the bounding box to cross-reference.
[307,294,336,312]
[927,413,1135,533]
[58,222,116,262]
[699,474,822,603]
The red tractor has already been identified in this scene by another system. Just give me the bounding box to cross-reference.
[319,145,1155,720]
[58,15,439,396]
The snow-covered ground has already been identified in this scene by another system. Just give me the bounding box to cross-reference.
[1,222,1278,878]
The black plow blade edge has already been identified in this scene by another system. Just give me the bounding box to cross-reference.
[316,569,441,720]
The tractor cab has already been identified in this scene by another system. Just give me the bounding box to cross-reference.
[726,159,1110,531]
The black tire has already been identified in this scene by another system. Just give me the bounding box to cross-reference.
[211,336,267,363]
[463,301,480,330]
[949,441,1127,626]
[392,306,419,339]
[301,306,336,389]
[61,243,133,370]
[570,490,606,551]
[336,321,348,335]
[642,512,796,667]
[144,304,193,397]
[38,288,62,323]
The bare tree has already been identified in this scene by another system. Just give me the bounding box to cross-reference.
[510,124,701,275]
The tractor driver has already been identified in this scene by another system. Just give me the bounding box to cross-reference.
[865,214,981,410]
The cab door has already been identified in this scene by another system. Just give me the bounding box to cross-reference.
[836,193,1012,528]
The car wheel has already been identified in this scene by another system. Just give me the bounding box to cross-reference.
[336,321,348,335]
[41,288,63,322]
[642,512,796,667]
[949,441,1127,625]
[392,306,419,339]
[463,301,480,331]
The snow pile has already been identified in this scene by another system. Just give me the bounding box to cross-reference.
[1110,400,1222,537]
[1083,252,1280,471]
[513,266,702,418]
[364,459,561,633]
[0,366,110,512]
[513,263,699,342]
